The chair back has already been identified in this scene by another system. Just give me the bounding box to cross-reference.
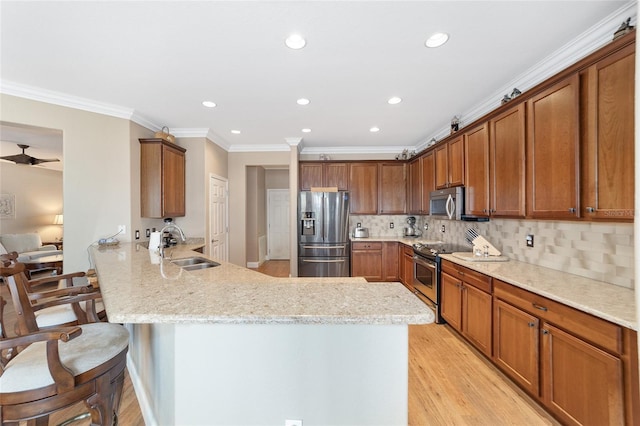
[0,254,39,335]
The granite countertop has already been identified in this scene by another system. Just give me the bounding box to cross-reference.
[350,235,636,330]
[89,242,434,325]
[439,254,637,330]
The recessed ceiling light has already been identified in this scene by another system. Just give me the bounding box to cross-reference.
[202,101,217,108]
[370,127,380,133]
[425,32,449,48]
[297,98,310,106]
[285,34,306,49]
[302,128,311,133]
[388,97,402,105]
[231,130,241,134]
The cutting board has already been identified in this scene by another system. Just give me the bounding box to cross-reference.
[451,252,510,262]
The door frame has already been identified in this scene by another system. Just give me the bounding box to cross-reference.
[267,188,290,260]
[209,173,229,261]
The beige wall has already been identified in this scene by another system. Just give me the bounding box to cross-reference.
[228,150,290,266]
[0,94,131,272]
[265,169,289,189]
[0,162,63,242]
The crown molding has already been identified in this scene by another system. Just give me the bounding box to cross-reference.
[418,2,637,146]
[228,144,292,153]
[301,145,414,155]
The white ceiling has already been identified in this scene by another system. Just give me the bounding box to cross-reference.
[0,1,635,157]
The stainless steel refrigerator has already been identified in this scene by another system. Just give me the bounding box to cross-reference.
[298,191,350,277]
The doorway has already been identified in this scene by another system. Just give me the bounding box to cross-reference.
[209,175,229,261]
[267,189,290,260]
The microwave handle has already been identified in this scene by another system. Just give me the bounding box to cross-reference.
[446,194,454,219]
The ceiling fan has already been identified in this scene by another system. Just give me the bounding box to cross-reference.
[0,144,60,165]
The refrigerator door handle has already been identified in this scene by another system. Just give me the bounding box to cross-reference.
[323,193,328,241]
[301,245,346,249]
[301,259,346,263]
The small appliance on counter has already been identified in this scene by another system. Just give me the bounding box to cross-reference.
[403,216,422,237]
[354,227,369,238]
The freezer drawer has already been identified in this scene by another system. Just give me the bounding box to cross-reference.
[298,243,350,258]
[298,256,350,277]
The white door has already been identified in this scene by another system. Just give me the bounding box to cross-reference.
[209,175,229,261]
[267,189,290,260]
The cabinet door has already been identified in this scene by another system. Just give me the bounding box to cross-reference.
[382,242,399,281]
[490,103,526,218]
[448,136,465,187]
[351,250,382,281]
[464,123,490,216]
[493,299,539,396]
[527,74,580,219]
[299,163,323,190]
[462,283,492,357]
[420,151,435,214]
[440,272,462,331]
[541,323,624,426]
[162,144,186,217]
[324,163,349,190]
[402,250,415,291]
[408,158,422,214]
[434,144,449,189]
[379,163,406,214]
[349,163,378,214]
[581,45,635,220]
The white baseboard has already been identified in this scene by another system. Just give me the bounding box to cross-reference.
[246,261,260,268]
[126,354,158,426]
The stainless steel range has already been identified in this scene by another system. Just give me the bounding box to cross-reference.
[412,242,469,324]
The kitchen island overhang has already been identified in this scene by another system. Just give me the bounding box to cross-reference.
[90,243,434,425]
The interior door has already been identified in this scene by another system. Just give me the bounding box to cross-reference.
[209,175,229,261]
[267,189,290,259]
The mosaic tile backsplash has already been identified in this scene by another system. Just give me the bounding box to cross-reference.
[349,215,635,289]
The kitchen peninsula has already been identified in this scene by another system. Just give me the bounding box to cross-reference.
[90,242,434,425]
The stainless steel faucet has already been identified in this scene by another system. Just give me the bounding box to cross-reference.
[158,223,187,258]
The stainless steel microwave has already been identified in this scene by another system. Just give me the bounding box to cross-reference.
[429,187,464,220]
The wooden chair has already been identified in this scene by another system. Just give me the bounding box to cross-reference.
[0,252,103,334]
[0,259,129,425]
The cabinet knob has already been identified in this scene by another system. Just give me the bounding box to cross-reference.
[528,322,536,328]
[542,329,550,335]
[569,207,576,213]
[586,206,595,213]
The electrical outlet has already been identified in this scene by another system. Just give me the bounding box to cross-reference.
[526,234,534,247]
[441,225,446,233]
[135,230,140,240]
[424,223,429,231]
[390,222,394,229]
[118,225,126,234]
[146,229,151,238]
[285,420,302,426]
[357,222,361,228]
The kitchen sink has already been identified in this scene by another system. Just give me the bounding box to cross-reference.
[171,257,220,270]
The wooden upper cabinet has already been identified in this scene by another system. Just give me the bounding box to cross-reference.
[140,138,186,218]
[379,163,407,214]
[421,151,435,215]
[349,163,378,214]
[526,74,580,219]
[435,136,464,189]
[408,158,422,214]
[490,103,526,218]
[464,123,490,216]
[300,162,348,190]
[580,43,635,220]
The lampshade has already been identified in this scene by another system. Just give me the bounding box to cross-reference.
[53,214,64,225]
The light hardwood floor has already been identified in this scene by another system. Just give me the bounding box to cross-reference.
[3,262,559,425]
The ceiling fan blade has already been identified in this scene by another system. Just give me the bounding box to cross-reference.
[30,157,60,165]
[0,153,33,164]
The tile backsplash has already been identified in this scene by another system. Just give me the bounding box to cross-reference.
[349,215,635,289]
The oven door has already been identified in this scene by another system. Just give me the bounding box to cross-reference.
[413,255,437,304]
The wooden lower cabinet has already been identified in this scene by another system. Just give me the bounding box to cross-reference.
[351,241,398,282]
[440,260,492,357]
[399,244,415,291]
[493,279,638,426]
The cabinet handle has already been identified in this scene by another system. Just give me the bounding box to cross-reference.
[586,206,595,213]
[542,329,550,335]
[528,322,536,327]
[458,271,464,276]
[569,207,576,213]
[532,303,548,312]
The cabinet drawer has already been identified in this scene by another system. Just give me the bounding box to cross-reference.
[494,280,622,355]
[402,244,413,256]
[352,242,382,250]
[441,260,492,293]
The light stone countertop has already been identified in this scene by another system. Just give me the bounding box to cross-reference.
[350,236,636,330]
[89,242,435,325]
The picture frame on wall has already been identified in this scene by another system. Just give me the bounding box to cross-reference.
[0,194,15,219]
